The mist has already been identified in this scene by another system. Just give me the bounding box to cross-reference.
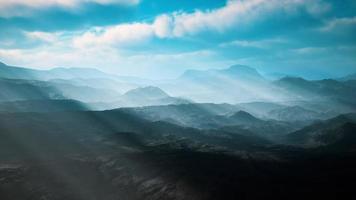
[1,0,356,199]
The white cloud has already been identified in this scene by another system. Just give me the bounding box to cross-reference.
[72,0,329,48]
[290,47,328,54]
[73,23,154,48]
[0,0,335,77]
[153,14,174,38]
[220,38,287,48]
[170,0,263,37]
[72,14,175,48]
[25,31,60,43]
[319,17,356,32]
[168,0,330,37]
[0,46,122,70]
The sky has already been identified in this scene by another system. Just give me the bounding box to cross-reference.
[0,0,355,79]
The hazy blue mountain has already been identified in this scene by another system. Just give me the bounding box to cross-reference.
[263,72,292,80]
[0,62,44,80]
[0,61,115,80]
[90,86,191,109]
[121,103,238,127]
[236,101,341,121]
[0,78,64,102]
[228,110,263,124]
[0,61,152,88]
[209,110,296,139]
[3,61,355,111]
[180,64,265,82]
[49,81,121,102]
[118,103,241,127]
[274,77,356,110]
[0,99,89,113]
[118,103,301,140]
[267,106,326,122]
[286,113,356,147]
[2,61,356,109]
[50,78,137,94]
[160,65,288,103]
[235,102,287,118]
[123,86,170,100]
[0,78,121,103]
[275,77,356,100]
[119,86,191,107]
[159,66,356,106]
[339,73,356,81]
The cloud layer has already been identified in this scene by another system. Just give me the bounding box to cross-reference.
[72,0,331,48]
[0,0,355,79]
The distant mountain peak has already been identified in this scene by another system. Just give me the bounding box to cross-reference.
[275,76,313,88]
[285,105,310,111]
[222,64,264,80]
[278,76,308,82]
[180,64,265,81]
[339,72,356,81]
[229,110,261,123]
[231,110,255,118]
[139,86,167,93]
[225,64,258,73]
[124,86,169,99]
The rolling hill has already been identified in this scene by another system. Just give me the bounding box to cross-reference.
[286,113,356,148]
[0,109,355,200]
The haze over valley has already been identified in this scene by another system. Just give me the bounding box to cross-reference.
[0,0,356,199]
[1,60,356,199]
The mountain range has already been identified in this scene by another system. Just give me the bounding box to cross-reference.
[2,60,356,119]
[286,113,356,148]
[163,64,281,103]
[0,61,356,199]
[2,61,356,110]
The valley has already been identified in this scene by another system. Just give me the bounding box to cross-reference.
[0,61,356,199]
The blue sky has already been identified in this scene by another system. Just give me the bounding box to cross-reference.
[0,0,355,79]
